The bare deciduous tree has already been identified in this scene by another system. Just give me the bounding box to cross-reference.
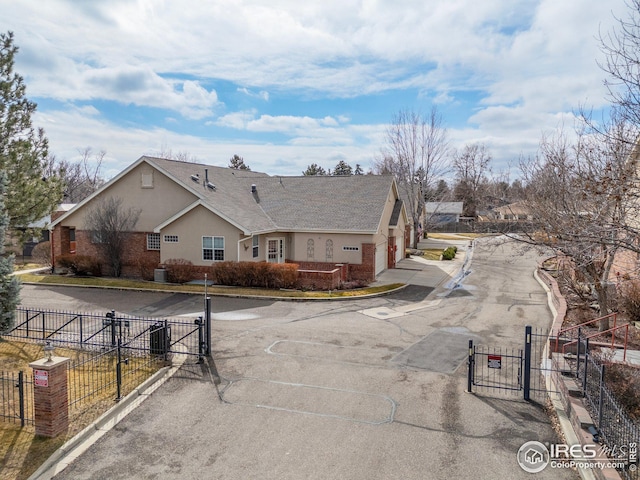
[517,118,635,329]
[377,107,449,248]
[156,144,198,163]
[55,147,106,202]
[84,197,141,277]
[452,143,492,218]
[600,0,640,127]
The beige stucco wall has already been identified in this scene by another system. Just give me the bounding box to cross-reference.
[159,205,244,265]
[289,232,373,264]
[60,163,197,231]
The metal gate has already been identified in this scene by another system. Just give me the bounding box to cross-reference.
[468,325,559,401]
[5,297,213,362]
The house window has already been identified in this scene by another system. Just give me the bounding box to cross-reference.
[252,236,259,258]
[91,231,104,244]
[141,171,153,188]
[147,233,160,250]
[69,228,76,254]
[342,246,359,251]
[307,239,314,259]
[326,239,333,261]
[164,235,179,243]
[203,236,224,261]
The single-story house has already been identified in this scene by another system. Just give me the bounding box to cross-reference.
[492,202,532,221]
[50,156,408,287]
[425,202,464,225]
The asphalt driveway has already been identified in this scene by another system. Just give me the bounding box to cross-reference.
[21,237,577,480]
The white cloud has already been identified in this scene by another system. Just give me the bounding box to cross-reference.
[3,0,631,178]
[33,107,379,177]
[238,87,270,101]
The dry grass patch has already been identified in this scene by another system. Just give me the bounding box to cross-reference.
[0,339,162,480]
[420,249,444,261]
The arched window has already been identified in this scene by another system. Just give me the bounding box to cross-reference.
[326,239,333,261]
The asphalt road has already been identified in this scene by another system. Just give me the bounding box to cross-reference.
[20,237,578,480]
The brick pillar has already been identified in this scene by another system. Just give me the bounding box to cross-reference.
[29,356,70,438]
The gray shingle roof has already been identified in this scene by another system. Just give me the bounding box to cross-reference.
[147,157,396,234]
[425,202,464,215]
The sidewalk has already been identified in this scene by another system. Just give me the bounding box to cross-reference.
[372,236,471,295]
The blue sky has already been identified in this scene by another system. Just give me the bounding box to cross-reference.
[0,0,628,179]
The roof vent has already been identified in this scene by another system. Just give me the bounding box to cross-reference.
[206,182,216,190]
[251,184,257,193]
[190,174,199,182]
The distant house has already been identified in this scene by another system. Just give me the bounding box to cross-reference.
[50,156,408,285]
[425,202,464,225]
[493,202,532,221]
[8,204,75,258]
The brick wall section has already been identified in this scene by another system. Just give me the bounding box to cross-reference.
[297,268,342,290]
[348,243,375,283]
[292,261,337,271]
[74,230,160,278]
[51,225,71,258]
[29,358,70,438]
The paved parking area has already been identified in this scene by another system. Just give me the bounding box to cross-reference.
[21,237,578,480]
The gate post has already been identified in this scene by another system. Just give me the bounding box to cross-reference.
[205,296,212,357]
[523,325,532,401]
[467,339,474,393]
[17,371,25,427]
[576,327,583,380]
[29,354,70,437]
[582,337,589,395]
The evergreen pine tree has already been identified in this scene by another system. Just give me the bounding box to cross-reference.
[0,32,64,242]
[0,170,20,332]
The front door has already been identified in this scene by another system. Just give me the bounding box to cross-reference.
[267,238,285,263]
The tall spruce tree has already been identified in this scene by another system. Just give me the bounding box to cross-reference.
[0,170,20,331]
[0,32,64,241]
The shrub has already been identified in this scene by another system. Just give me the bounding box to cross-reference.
[212,261,299,289]
[31,241,51,265]
[602,362,640,421]
[270,263,298,289]
[56,254,102,276]
[442,246,456,260]
[164,258,196,284]
[137,257,160,281]
[618,279,640,324]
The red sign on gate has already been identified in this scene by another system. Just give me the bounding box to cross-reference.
[488,354,502,369]
[34,369,49,387]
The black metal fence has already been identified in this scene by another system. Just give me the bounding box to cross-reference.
[6,307,207,359]
[467,344,523,395]
[467,326,556,402]
[469,327,639,478]
[0,370,33,426]
[67,344,165,413]
[576,337,639,480]
[1,305,212,427]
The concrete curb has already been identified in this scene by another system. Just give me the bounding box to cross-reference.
[28,355,186,480]
[19,280,409,302]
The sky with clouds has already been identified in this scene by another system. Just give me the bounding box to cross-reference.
[0,0,629,179]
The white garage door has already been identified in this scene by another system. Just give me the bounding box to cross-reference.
[375,241,387,275]
[395,236,404,264]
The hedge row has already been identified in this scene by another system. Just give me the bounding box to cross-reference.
[56,254,102,276]
[164,259,299,289]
